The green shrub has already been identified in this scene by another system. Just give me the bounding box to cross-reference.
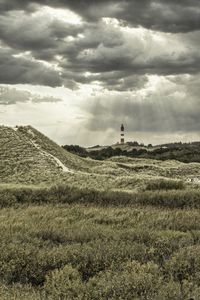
[86,261,162,300]
[0,283,44,300]
[75,241,149,280]
[0,244,72,285]
[166,245,200,284]
[44,265,84,299]
[155,281,181,299]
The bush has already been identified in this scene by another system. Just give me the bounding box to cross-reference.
[0,243,72,285]
[44,265,84,299]
[86,261,162,299]
[0,283,44,300]
[166,245,200,284]
[155,280,200,300]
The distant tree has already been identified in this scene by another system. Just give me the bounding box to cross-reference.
[127,141,139,146]
[62,145,88,157]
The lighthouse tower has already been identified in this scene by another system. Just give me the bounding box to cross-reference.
[120,124,125,144]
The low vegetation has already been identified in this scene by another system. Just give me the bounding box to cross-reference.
[0,202,200,299]
[0,181,200,210]
[1,126,200,299]
[64,141,200,163]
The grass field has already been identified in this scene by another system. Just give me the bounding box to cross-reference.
[1,203,200,299]
[1,126,200,299]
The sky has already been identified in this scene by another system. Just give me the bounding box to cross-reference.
[0,0,200,146]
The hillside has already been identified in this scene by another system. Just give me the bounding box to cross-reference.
[0,125,94,184]
[1,126,200,192]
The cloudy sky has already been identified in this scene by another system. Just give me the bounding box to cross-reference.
[0,0,200,146]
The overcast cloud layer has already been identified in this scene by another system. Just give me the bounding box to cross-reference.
[0,0,200,145]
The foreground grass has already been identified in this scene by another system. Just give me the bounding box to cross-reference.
[1,181,200,210]
[0,203,200,299]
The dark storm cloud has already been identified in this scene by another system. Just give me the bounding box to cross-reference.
[0,10,82,59]
[0,47,62,86]
[59,25,200,89]
[0,86,62,105]
[0,1,199,90]
[0,0,34,12]
[64,0,200,33]
[1,0,199,33]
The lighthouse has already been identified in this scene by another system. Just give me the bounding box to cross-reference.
[120,124,125,144]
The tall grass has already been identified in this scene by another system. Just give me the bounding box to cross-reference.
[0,183,200,209]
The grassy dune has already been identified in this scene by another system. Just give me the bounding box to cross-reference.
[1,125,200,191]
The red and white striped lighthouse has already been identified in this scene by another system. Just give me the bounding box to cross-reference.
[120,124,125,144]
